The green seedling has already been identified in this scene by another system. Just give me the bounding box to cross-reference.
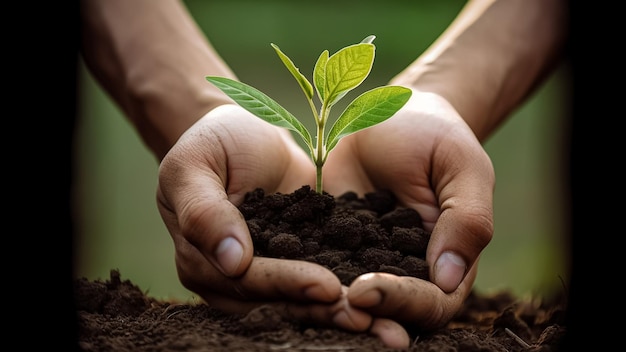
[206,35,412,193]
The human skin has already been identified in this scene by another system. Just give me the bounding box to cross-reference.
[81,0,405,344]
[326,0,567,333]
[79,0,568,348]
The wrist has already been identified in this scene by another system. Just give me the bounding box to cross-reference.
[389,58,493,142]
[81,0,237,161]
[127,70,234,160]
[389,0,568,142]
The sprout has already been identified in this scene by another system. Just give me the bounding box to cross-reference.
[206,35,411,193]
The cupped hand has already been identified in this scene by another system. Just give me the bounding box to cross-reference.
[323,90,495,330]
[157,103,324,297]
[156,104,410,348]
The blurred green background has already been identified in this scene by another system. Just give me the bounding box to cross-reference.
[74,0,571,301]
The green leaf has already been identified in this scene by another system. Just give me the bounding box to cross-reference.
[325,86,412,154]
[205,76,313,151]
[271,43,314,100]
[313,50,329,103]
[325,43,375,107]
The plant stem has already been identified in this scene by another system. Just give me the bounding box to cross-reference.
[316,164,323,194]
[314,103,329,194]
[315,117,325,193]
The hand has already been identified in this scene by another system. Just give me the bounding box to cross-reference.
[157,103,325,298]
[156,104,410,347]
[323,90,495,331]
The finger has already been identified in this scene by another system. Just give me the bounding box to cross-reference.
[176,243,343,304]
[236,257,344,302]
[347,268,476,328]
[426,137,494,293]
[206,289,410,349]
[201,286,373,332]
[428,208,491,293]
[369,318,411,349]
[158,161,255,278]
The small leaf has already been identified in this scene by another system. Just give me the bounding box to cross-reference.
[271,43,314,100]
[361,35,376,44]
[313,50,329,103]
[325,43,375,107]
[325,86,412,154]
[206,76,314,151]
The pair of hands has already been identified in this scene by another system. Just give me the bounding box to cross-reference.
[156,90,495,348]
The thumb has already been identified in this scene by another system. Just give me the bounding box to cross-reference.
[157,161,254,278]
[180,180,254,277]
[198,196,253,277]
[427,203,493,293]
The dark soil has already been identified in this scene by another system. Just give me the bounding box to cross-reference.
[75,186,569,351]
[240,185,431,285]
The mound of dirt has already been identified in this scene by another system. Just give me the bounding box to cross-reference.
[240,185,431,285]
[74,186,569,351]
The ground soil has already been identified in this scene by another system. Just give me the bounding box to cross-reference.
[75,186,569,351]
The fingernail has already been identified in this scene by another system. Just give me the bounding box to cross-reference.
[434,251,466,293]
[333,310,353,329]
[215,237,244,276]
[333,307,371,331]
